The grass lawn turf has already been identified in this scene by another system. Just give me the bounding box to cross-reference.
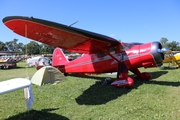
[0,61,180,120]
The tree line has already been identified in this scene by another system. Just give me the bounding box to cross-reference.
[160,37,180,51]
[0,39,55,55]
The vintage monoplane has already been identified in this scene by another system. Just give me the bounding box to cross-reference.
[3,16,164,87]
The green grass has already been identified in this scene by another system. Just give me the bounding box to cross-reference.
[0,62,180,120]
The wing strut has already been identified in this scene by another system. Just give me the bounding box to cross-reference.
[95,45,121,64]
[95,45,134,88]
[95,45,122,79]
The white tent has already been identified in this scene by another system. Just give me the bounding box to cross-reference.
[31,66,66,86]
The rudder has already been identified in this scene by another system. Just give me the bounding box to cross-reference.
[52,48,69,66]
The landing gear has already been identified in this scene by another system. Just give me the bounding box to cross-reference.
[111,77,134,88]
[111,62,134,88]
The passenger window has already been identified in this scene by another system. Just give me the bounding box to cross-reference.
[109,47,117,54]
[99,52,106,57]
[95,52,106,58]
[120,45,125,51]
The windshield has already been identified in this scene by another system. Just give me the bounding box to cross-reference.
[121,42,142,51]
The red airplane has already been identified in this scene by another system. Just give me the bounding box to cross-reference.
[3,16,164,88]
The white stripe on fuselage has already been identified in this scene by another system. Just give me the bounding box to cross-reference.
[64,52,153,69]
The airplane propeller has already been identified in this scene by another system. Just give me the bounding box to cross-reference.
[161,47,171,54]
[157,47,171,60]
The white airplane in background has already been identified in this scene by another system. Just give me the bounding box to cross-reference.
[26,56,51,67]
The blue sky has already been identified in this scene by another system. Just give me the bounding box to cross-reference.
[0,0,180,44]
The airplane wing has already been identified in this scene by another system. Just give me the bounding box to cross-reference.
[0,51,22,55]
[0,78,31,94]
[3,16,120,54]
[0,59,22,64]
[0,78,34,110]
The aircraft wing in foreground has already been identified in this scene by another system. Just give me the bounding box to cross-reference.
[3,16,164,88]
[0,78,34,110]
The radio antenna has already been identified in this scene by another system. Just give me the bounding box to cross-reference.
[69,21,78,27]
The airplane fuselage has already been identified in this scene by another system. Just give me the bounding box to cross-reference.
[55,41,164,74]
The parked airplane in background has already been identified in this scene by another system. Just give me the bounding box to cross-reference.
[0,51,33,109]
[3,16,164,88]
[0,51,22,69]
[26,56,51,68]
[163,48,180,68]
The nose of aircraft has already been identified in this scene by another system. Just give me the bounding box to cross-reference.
[151,41,164,67]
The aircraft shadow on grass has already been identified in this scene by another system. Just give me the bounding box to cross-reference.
[75,70,180,105]
[5,108,69,120]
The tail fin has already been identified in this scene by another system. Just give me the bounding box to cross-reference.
[52,48,69,66]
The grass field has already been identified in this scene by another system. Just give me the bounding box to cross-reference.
[0,61,180,120]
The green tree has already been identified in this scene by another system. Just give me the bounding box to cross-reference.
[160,37,168,47]
[26,41,40,55]
[0,41,8,51]
[166,41,179,51]
[5,39,24,51]
[40,43,55,54]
